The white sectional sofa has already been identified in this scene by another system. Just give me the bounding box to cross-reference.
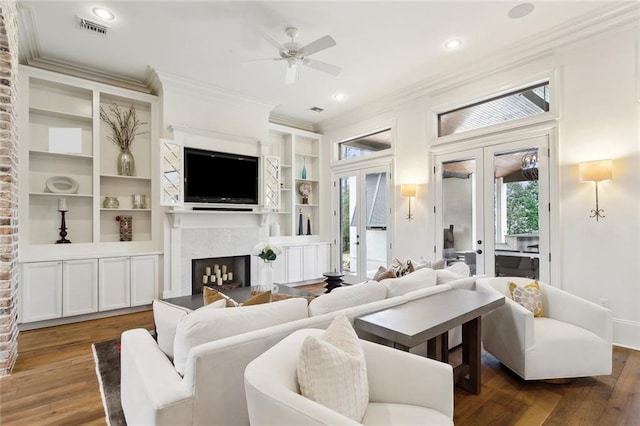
[120,265,475,426]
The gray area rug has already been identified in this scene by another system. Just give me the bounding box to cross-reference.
[92,338,126,426]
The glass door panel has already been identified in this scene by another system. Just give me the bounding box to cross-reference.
[364,171,388,279]
[339,174,358,283]
[336,165,391,284]
[437,150,484,275]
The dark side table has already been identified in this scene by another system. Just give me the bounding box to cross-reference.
[323,272,344,293]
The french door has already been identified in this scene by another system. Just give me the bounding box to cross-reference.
[334,164,391,284]
[434,135,550,281]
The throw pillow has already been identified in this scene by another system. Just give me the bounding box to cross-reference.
[372,265,396,282]
[152,299,225,360]
[415,257,446,270]
[203,286,272,307]
[297,314,368,422]
[390,257,415,277]
[509,280,544,317]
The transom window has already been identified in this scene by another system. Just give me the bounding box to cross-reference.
[438,82,550,137]
[338,128,392,160]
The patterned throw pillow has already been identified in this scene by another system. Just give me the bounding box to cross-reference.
[372,265,396,281]
[297,314,368,422]
[509,281,544,317]
[203,286,272,307]
[390,257,415,277]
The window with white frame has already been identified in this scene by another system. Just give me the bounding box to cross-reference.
[438,82,550,137]
[338,128,392,160]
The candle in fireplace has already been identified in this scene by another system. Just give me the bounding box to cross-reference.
[228,272,233,281]
[203,275,208,284]
[205,266,211,275]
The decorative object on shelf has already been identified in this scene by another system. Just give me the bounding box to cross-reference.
[253,242,283,293]
[132,194,146,209]
[306,214,312,235]
[298,208,303,235]
[301,156,307,179]
[400,184,417,221]
[46,176,79,194]
[578,159,613,222]
[270,221,281,237]
[299,182,312,204]
[55,198,71,244]
[103,196,119,209]
[100,101,147,176]
[116,215,133,241]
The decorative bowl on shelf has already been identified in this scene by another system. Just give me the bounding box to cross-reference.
[46,176,79,194]
[103,196,119,209]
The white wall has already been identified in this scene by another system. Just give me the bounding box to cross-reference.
[319,26,640,349]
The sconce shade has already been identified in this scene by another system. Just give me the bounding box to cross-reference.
[401,184,417,198]
[579,160,612,182]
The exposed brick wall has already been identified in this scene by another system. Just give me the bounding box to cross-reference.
[0,0,19,377]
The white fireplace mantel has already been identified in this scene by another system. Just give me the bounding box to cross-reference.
[166,208,269,229]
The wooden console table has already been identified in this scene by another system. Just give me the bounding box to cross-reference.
[354,289,504,394]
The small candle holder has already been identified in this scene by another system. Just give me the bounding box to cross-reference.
[56,199,71,244]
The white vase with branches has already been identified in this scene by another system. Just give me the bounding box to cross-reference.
[100,101,147,176]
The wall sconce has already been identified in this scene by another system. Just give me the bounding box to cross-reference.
[400,184,417,221]
[578,159,612,222]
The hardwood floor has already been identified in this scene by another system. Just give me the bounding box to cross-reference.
[1,310,638,425]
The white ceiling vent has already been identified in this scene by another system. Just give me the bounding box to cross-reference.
[78,17,108,35]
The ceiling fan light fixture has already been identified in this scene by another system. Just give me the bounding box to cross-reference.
[444,39,462,50]
[92,7,114,20]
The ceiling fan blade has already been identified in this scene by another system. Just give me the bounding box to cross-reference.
[260,31,285,51]
[303,58,342,76]
[300,35,336,56]
[285,64,298,85]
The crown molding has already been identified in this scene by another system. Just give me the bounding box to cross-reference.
[154,69,277,112]
[317,2,640,132]
[269,113,316,133]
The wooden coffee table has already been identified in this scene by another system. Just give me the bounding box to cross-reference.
[354,288,504,394]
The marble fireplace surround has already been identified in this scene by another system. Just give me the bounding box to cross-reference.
[165,210,270,297]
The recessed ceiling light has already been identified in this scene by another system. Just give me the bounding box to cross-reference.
[508,3,534,19]
[444,39,462,50]
[332,93,346,101]
[92,7,115,20]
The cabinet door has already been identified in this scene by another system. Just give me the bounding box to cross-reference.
[263,155,281,210]
[302,245,317,280]
[63,258,98,316]
[21,261,63,323]
[317,243,331,276]
[130,255,158,306]
[99,257,130,311]
[286,246,303,283]
[272,255,286,284]
[160,138,183,206]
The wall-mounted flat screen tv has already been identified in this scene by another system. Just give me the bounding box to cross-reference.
[184,147,259,205]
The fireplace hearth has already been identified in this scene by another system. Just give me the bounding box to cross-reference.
[192,255,251,294]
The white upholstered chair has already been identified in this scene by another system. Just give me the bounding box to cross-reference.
[476,277,612,381]
[244,328,454,425]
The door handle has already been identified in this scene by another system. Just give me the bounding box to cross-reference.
[476,249,483,254]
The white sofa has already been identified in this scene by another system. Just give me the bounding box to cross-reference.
[476,277,612,380]
[121,265,474,425]
[244,328,454,425]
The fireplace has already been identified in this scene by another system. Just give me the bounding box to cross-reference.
[192,255,251,294]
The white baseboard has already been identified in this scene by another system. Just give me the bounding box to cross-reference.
[613,318,640,351]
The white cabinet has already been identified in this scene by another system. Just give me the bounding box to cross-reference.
[99,255,158,311]
[99,257,131,311]
[20,261,63,322]
[275,243,331,284]
[130,255,158,306]
[62,258,98,316]
[20,254,159,324]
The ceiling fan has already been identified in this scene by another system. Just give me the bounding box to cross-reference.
[253,27,342,84]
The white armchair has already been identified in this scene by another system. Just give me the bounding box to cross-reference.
[476,277,612,381]
[244,328,454,425]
